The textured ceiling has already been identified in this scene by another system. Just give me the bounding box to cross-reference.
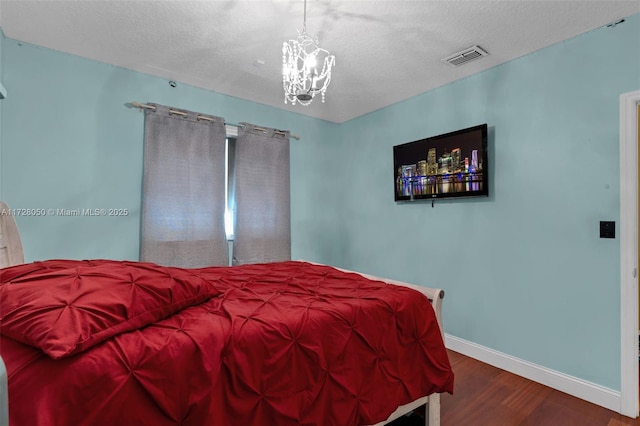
[1,1,639,123]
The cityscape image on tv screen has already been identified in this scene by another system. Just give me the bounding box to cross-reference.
[393,124,488,201]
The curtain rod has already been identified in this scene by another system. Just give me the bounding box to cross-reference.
[129,101,300,140]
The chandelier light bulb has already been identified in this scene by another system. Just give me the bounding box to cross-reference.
[304,55,317,70]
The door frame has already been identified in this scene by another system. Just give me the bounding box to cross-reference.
[620,89,640,417]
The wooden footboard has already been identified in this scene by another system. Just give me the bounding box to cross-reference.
[0,357,7,426]
[0,201,25,269]
[329,266,446,426]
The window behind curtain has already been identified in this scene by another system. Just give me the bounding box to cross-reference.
[232,124,291,265]
[140,104,228,268]
[225,136,237,242]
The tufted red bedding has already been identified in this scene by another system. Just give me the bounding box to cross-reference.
[0,260,453,425]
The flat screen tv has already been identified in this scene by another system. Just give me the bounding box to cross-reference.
[394,124,488,201]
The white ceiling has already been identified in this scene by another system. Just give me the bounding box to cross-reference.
[0,1,638,123]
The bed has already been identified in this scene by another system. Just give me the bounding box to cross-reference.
[0,205,453,426]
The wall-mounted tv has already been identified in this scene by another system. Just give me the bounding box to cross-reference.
[394,124,488,201]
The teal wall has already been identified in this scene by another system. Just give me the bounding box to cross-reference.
[327,15,640,391]
[0,39,339,262]
[1,14,639,394]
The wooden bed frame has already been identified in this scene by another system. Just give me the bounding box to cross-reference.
[0,201,24,270]
[0,203,445,426]
[0,201,20,426]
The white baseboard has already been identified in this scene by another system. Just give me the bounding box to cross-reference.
[445,334,622,414]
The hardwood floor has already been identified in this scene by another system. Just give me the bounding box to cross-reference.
[390,350,639,426]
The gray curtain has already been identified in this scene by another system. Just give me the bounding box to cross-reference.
[232,123,291,265]
[140,104,228,267]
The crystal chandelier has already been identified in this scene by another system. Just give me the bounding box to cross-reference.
[282,0,335,106]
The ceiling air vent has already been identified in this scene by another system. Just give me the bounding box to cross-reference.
[442,45,489,67]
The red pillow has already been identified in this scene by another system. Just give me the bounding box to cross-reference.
[0,260,220,359]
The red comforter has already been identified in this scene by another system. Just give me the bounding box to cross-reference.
[0,260,453,425]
